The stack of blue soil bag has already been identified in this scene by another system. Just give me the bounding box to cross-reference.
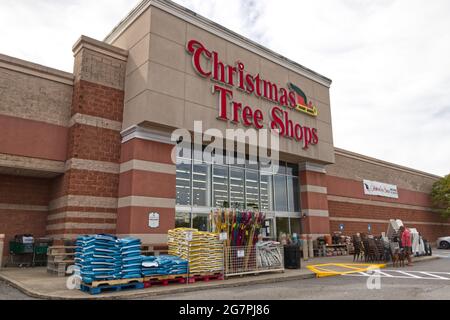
[118,237,142,279]
[75,234,122,284]
[141,255,188,277]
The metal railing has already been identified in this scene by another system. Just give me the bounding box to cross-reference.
[224,244,284,277]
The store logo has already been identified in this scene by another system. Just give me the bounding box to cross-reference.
[288,83,318,117]
[186,39,320,149]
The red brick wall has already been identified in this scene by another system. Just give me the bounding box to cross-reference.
[45,39,127,238]
[63,170,119,198]
[0,174,50,257]
[71,80,124,122]
[67,124,121,163]
[327,177,450,242]
[0,175,49,205]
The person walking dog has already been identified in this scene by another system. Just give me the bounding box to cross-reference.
[399,226,413,266]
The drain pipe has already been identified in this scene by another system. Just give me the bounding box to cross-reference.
[0,234,4,268]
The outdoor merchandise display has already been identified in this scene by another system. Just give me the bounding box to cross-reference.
[409,228,426,256]
[168,228,223,274]
[75,234,122,284]
[256,241,284,269]
[210,209,287,276]
[210,209,266,248]
[119,237,142,279]
[141,255,188,276]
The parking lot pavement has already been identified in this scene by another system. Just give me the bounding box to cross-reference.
[150,258,450,300]
[0,280,36,300]
[345,269,450,280]
[0,252,448,300]
[433,249,450,259]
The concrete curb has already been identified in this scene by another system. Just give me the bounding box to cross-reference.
[0,255,439,300]
[0,272,316,300]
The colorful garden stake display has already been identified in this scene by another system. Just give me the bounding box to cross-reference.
[210,209,266,272]
[210,209,266,248]
[168,228,223,274]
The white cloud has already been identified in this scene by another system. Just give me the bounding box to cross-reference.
[0,0,448,176]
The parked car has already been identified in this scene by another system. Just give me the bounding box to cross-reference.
[437,236,450,249]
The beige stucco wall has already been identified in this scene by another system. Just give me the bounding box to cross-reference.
[112,6,334,164]
[0,54,73,127]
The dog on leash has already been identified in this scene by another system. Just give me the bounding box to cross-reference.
[397,249,406,267]
[390,236,404,267]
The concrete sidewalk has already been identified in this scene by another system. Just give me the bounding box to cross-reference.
[0,255,438,300]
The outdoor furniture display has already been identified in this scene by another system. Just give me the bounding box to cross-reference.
[322,244,349,257]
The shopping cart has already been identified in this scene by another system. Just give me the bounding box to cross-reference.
[9,241,34,267]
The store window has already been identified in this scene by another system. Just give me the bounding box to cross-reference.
[230,167,245,209]
[192,213,208,231]
[290,218,301,235]
[287,176,300,212]
[175,212,191,228]
[176,160,191,205]
[213,165,229,208]
[260,174,272,210]
[276,217,289,240]
[175,144,302,232]
[245,170,259,210]
[274,174,288,212]
[192,162,210,207]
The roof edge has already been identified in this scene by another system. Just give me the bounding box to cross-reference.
[0,53,74,85]
[334,147,443,180]
[104,0,333,88]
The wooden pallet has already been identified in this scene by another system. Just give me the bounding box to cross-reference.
[187,272,224,284]
[80,280,144,295]
[85,277,143,288]
[47,245,75,277]
[143,274,187,288]
[47,260,74,277]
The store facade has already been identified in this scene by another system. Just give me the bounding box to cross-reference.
[0,0,449,262]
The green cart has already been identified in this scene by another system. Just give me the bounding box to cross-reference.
[9,240,51,267]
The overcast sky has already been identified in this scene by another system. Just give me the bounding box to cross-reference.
[0,0,449,176]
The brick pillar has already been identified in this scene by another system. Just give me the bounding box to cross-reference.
[299,162,331,240]
[46,36,128,239]
[117,126,176,244]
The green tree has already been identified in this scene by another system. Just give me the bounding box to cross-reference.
[431,174,450,218]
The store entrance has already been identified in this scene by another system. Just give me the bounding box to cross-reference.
[174,144,302,242]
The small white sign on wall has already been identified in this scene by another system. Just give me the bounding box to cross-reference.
[148,212,160,228]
